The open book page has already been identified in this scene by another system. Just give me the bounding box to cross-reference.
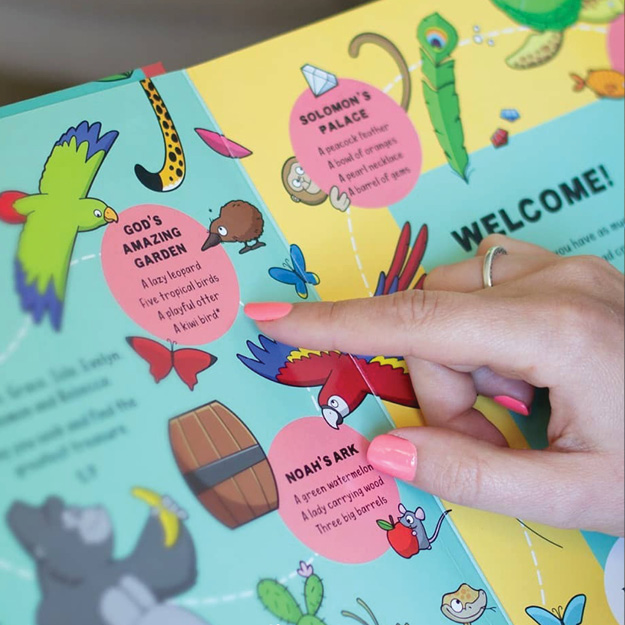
[0,59,520,624]
[185,0,625,623]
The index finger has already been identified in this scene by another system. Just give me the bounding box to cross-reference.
[245,290,554,386]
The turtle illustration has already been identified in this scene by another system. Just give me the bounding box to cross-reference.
[491,0,624,69]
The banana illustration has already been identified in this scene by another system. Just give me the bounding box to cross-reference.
[132,487,182,549]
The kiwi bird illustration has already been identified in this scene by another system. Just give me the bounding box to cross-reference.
[201,200,266,254]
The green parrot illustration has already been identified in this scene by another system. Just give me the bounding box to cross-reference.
[0,121,119,331]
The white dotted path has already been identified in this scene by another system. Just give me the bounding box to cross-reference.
[0,552,319,614]
[0,317,32,368]
[520,522,547,606]
[180,555,317,609]
[0,251,102,369]
[0,558,34,582]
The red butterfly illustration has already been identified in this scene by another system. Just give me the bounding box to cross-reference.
[127,337,218,391]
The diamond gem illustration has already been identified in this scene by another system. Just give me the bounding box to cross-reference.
[501,108,521,122]
[301,64,339,97]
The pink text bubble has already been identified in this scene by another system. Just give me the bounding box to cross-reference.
[269,417,400,564]
[290,78,422,209]
[608,15,624,74]
[102,204,239,345]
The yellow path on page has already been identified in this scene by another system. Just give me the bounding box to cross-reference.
[188,0,616,622]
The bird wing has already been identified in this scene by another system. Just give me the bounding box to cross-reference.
[238,335,340,387]
[375,223,429,296]
[278,350,343,387]
[353,357,418,407]
[15,206,78,331]
[39,121,119,200]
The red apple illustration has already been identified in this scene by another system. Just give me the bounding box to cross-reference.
[377,517,420,559]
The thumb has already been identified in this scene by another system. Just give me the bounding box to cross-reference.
[367,430,596,530]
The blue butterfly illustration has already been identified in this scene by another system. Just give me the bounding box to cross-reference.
[268,244,320,299]
[526,594,587,625]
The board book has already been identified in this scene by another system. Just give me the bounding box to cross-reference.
[0,1,624,624]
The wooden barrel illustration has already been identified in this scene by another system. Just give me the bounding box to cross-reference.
[169,401,279,529]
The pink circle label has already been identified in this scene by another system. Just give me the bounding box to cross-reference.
[269,417,400,564]
[290,79,422,209]
[608,15,624,74]
[102,205,239,345]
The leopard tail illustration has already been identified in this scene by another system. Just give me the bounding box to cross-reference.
[135,78,186,192]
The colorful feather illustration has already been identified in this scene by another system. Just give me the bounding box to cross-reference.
[417,13,470,181]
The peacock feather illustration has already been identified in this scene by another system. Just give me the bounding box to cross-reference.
[417,13,469,182]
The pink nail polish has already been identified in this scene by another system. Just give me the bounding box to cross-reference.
[367,434,417,482]
[493,395,531,416]
[244,302,293,322]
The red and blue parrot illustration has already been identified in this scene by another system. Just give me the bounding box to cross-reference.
[0,121,119,331]
[238,223,428,428]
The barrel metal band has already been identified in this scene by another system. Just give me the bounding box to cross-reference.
[185,445,266,493]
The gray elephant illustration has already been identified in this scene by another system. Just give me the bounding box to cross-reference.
[7,493,210,625]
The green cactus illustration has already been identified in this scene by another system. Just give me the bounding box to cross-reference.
[258,562,327,624]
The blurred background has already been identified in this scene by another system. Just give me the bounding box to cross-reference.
[0,0,368,106]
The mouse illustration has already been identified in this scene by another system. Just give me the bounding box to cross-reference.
[377,504,452,559]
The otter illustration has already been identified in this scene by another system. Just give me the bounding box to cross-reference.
[7,492,209,625]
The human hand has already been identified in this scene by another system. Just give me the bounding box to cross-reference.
[245,235,625,536]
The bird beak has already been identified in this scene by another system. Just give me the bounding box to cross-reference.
[322,407,344,430]
[202,232,222,251]
[104,207,119,223]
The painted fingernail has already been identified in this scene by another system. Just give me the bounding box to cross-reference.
[244,302,293,322]
[367,434,417,482]
[493,395,531,416]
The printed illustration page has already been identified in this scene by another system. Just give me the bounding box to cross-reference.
[186,0,625,623]
[0,68,515,624]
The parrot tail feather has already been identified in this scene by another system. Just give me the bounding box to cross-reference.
[14,260,63,331]
[0,191,28,224]
[237,335,295,382]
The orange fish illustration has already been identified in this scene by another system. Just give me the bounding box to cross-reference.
[571,70,625,99]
